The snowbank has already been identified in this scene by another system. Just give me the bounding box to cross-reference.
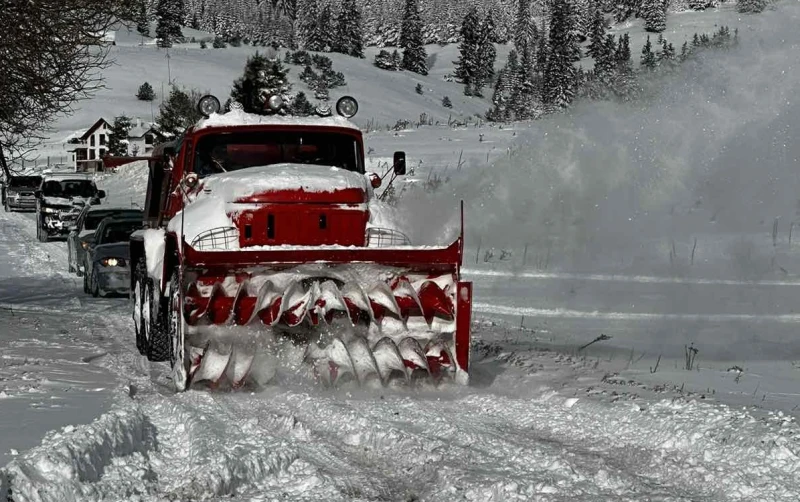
[0,393,156,502]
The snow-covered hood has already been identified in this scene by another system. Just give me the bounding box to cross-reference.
[168,164,374,247]
[196,163,370,203]
[42,196,95,208]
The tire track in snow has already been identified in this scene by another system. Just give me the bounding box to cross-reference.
[474,302,800,323]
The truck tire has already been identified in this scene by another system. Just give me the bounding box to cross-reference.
[167,270,188,391]
[143,262,170,363]
[133,260,147,355]
[36,216,48,243]
[83,259,90,293]
[90,269,101,298]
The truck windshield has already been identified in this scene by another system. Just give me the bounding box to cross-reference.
[193,131,362,178]
[9,176,41,188]
[42,180,96,198]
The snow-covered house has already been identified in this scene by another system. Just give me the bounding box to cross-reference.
[68,118,111,172]
[66,117,158,172]
[126,118,158,157]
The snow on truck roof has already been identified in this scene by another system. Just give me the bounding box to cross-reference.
[194,109,361,132]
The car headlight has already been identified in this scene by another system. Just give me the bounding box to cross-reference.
[101,257,126,267]
[42,207,58,213]
[81,241,90,250]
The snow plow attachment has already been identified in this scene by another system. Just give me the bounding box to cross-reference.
[171,237,472,390]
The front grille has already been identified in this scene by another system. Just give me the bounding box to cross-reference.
[191,227,239,251]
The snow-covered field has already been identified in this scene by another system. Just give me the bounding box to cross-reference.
[4,1,800,500]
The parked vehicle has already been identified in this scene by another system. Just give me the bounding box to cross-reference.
[2,175,42,212]
[35,174,105,242]
[83,216,142,297]
[67,206,143,276]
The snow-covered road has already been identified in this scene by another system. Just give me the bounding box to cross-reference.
[1,208,800,501]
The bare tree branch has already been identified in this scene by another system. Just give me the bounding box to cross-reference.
[0,0,135,169]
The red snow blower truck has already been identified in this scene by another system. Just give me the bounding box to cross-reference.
[130,94,472,391]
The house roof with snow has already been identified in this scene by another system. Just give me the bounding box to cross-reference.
[79,118,111,141]
[128,119,157,139]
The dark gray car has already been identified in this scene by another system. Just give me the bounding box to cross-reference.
[83,217,142,297]
[67,206,142,276]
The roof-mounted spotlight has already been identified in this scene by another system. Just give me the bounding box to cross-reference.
[197,95,221,118]
[267,95,283,111]
[335,96,359,118]
[315,104,332,117]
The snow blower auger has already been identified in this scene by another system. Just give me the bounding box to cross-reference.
[129,94,472,392]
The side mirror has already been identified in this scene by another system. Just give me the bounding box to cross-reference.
[393,151,406,176]
[34,190,42,198]
[98,190,106,199]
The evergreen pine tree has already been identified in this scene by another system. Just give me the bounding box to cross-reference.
[737,0,768,13]
[156,86,203,137]
[374,50,400,70]
[301,0,323,51]
[514,43,538,119]
[400,0,428,75]
[333,0,364,58]
[586,7,606,60]
[489,49,521,121]
[453,7,482,95]
[680,40,690,61]
[642,0,667,33]
[318,4,334,51]
[230,52,292,114]
[136,82,156,101]
[612,33,636,100]
[107,115,132,157]
[640,35,657,69]
[594,34,616,81]
[155,0,184,48]
[136,1,150,39]
[514,0,538,54]
[475,11,498,95]
[542,0,580,108]
[291,91,315,115]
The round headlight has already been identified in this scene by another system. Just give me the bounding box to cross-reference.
[105,258,119,267]
[336,96,359,118]
[268,95,283,110]
[197,95,221,117]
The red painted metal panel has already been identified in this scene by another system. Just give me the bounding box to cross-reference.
[455,281,472,372]
[182,237,463,271]
[236,188,366,204]
[233,203,368,247]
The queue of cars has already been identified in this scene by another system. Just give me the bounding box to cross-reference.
[1,171,143,297]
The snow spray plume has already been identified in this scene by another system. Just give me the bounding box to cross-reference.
[403,3,800,275]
